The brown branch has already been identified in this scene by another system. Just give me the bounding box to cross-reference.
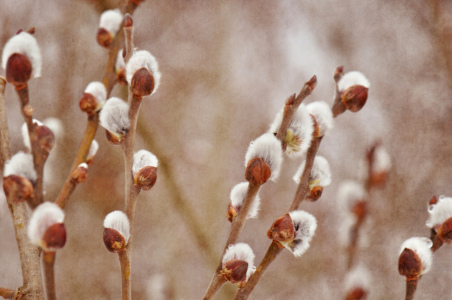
[332,66,346,118]
[0,77,10,170]
[0,288,15,299]
[118,249,131,300]
[42,251,56,300]
[123,14,134,64]
[405,278,418,300]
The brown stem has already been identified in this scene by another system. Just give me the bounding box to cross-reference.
[332,66,345,118]
[203,183,261,300]
[346,221,361,270]
[123,15,134,64]
[405,278,418,300]
[276,75,317,151]
[0,77,10,170]
[234,242,283,300]
[430,230,443,253]
[118,249,131,300]
[16,85,44,209]
[42,251,56,300]
[0,288,16,299]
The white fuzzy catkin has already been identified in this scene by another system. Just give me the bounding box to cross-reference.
[43,117,64,139]
[400,237,433,275]
[104,211,130,243]
[126,50,161,94]
[21,119,43,149]
[244,133,283,181]
[99,97,130,139]
[85,81,107,111]
[99,9,123,34]
[88,140,99,160]
[281,210,317,257]
[337,180,366,213]
[344,265,371,293]
[132,150,159,176]
[268,104,313,157]
[293,156,332,189]
[230,182,260,219]
[3,151,37,182]
[116,49,126,71]
[307,101,333,137]
[27,202,65,248]
[338,71,370,92]
[426,195,452,231]
[222,243,255,281]
[2,32,42,78]
[372,144,391,174]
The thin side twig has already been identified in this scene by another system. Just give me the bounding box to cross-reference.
[0,77,10,169]
[118,249,131,300]
[42,251,56,300]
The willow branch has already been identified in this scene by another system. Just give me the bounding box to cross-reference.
[405,279,418,300]
[0,288,15,299]
[0,77,10,170]
[118,249,131,300]
[332,66,345,118]
[123,14,134,64]
[42,251,56,300]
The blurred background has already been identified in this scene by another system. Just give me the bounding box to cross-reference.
[1,0,452,299]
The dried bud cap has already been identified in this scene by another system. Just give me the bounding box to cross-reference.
[103,211,130,252]
[345,287,367,300]
[117,68,127,85]
[103,228,127,252]
[36,124,55,156]
[227,202,238,223]
[124,14,133,28]
[3,174,34,203]
[341,85,369,113]
[267,213,295,242]
[129,0,145,5]
[131,67,155,98]
[41,223,67,250]
[429,195,438,206]
[106,130,123,145]
[306,75,317,92]
[220,259,248,284]
[71,163,88,184]
[79,93,98,114]
[438,216,452,244]
[334,66,344,82]
[398,248,422,279]
[245,157,271,185]
[134,166,157,190]
[6,53,32,86]
[96,28,113,48]
[307,186,323,201]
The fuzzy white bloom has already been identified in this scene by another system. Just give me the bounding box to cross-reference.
[132,150,159,176]
[245,133,283,181]
[222,243,255,281]
[116,49,126,71]
[307,101,333,137]
[230,182,260,219]
[85,81,107,111]
[99,9,123,34]
[99,97,130,139]
[280,210,317,257]
[373,144,391,174]
[338,71,370,92]
[78,162,88,170]
[88,140,99,160]
[293,156,332,189]
[104,211,130,243]
[344,265,371,294]
[27,202,64,247]
[269,104,313,157]
[126,50,161,94]
[3,151,37,182]
[426,196,452,231]
[337,180,366,213]
[43,117,64,139]
[400,237,433,275]
[21,119,43,149]
[2,32,42,77]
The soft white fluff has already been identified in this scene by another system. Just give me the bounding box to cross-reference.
[293,156,332,189]
[3,151,37,182]
[338,71,370,92]
[132,150,159,176]
[222,243,255,281]
[116,49,126,71]
[268,104,313,157]
[85,81,107,111]
[43,117,63,139]
[88,140,99,159]
[146,274,167,300]
[99,9,123,34]
[2,32,42,77]
[245,133,283,181]
[99,97,130,139]
[21,119,43,149]
[104,210,130,243]
[27,202,65,247]
[344,265,371,293]
[400,237,433,275]
[126,50,161,94]
[373,145,391,174]
[426,195,452,230]
[307,101,333,137]
[230,182,260,219]
[78,163,88,170]
[281,210,317,257]
[337,180,366,213]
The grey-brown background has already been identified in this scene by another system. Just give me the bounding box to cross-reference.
[1,0,452,299]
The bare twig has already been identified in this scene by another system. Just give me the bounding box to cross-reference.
[0,287,15,299]
[123,14,134,63]
[42,251,56,300]
[0,77,10,170]
[118,249,131,300]
[405,279,418,300]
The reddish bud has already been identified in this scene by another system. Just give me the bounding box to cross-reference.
[334,66,344,82]
[117,68,128,85]
[438,217,452,244]
[306,75,317,92]
[429,195,438,206]
[129,0,145,5]
[341,85,368,112]
[71,165,88,184]
[267,213,295,242]
[307,186,323,202]
[245,157,271,185]
[79,93,98,114]
[36,124,55,156]
[227,203,238,223]
[42,223,66,250]
[124,14,133,28]
[220,259,248,284]
[130,67,155,97]
[134,166,157,190]
[352,201,367,224]
[6,53,32,86]
[27,27,36,34]
[345,287,367,300]
[103,228,127,252]
[3,175,34,203]
[105,130,122,145]
[96,28,113,48]
[398,248,422,279]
